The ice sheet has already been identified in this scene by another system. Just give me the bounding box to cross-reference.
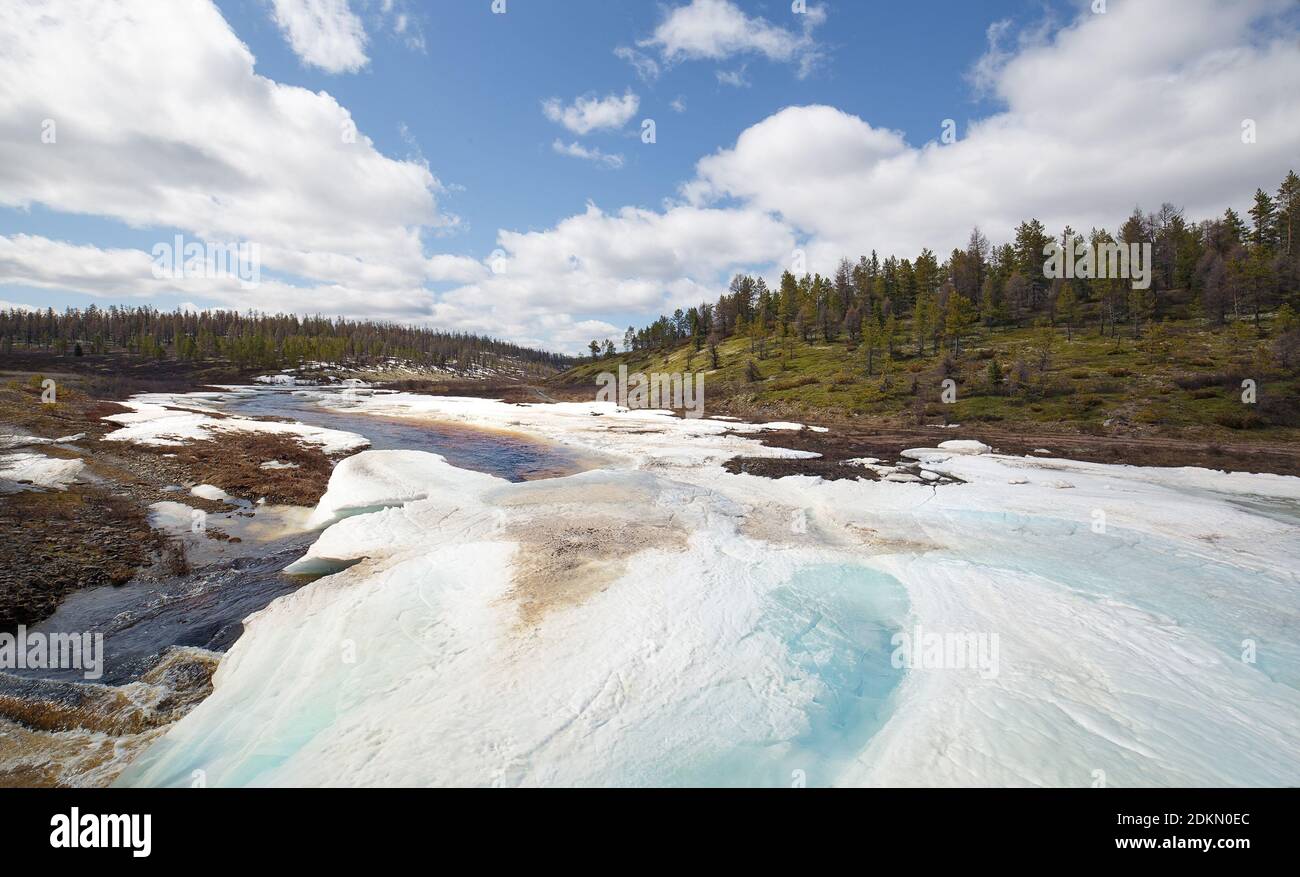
[118,395,1300,787]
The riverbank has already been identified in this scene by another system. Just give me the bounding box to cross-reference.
[0,377,364,629]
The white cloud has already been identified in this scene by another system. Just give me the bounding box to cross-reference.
[613,46,661,82]
[552,140,625,170]
[426,254,489,285]
[0,0,451,309]
[715,66,750,88]
[670,96,688,114]
[268,0,369,73]
[0,233,441,319]
[427,203,795,351]
[542,91,640,136]
[635,0,825,77]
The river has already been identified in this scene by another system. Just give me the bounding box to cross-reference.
[0,385,592,786]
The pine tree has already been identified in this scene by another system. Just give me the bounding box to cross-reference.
[862,315,880,377]
[1276,170,1300,257]
[1249,188,1278,252]
[1057,284,1079,341]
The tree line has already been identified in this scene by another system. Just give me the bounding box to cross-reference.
[598,170,1300,369]
[0,306,572,373]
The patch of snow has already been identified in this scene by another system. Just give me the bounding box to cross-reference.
[190,484,246,505]
[0,432,85,449]
[306,449,501,530]
[937,440,991,455]
[147,501,197,535]
[0,452,85,494]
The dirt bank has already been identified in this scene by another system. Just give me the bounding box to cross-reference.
[722,421,1300,479]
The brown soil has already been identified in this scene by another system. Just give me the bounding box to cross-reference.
[0,348,257,401]
[135,431,339,506]
[0,487,155,629]
[723,456,881,481]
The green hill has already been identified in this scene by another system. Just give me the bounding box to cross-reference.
[555,308,1300,442]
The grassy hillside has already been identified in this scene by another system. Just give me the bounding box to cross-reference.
[556,313,1300,442]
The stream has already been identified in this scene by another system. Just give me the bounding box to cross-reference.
[10,386,590,686]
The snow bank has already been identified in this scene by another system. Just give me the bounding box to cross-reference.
[0,432,85,450]
[0,451,85,493]
[937,439,991,455]
[294,390,818,470]
[306,449,502,529]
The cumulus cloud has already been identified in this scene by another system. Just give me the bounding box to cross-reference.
[0,233,444,319]
[633,0,825,78]
[542,91,640,136]
[268,0,369,73]
[0,0,451,308]
[427,203,795,349]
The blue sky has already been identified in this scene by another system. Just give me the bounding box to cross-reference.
[201,0,1024,253]
[2,0,1298,352]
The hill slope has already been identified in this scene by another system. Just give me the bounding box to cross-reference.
[555,313,1300,445]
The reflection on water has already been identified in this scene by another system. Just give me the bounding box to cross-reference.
[224,387,593,482]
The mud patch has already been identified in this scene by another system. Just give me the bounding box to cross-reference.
[496,476,687,627]
[724,456,879,481]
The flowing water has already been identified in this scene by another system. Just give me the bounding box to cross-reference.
[223,387,592,482]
